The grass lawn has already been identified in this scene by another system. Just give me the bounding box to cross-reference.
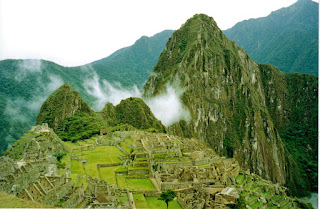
[125,178,156,191]
[125,138,134,145]
[119,193,130,207]
[82,146,124,178]
[117,174,127,188]
[245,195,257,204]
[76,177,88,189]
[70,174,79,184]
[84,162,99,178]
[82,146,124,164]
[133,194,149,209]
[62,141,81,152]
[71,159,83,174]
[145,197,182,209]
[244,178,253,190]
[120,141,132,153]
[60,153,71,169]
[99,166,121,185]
[116,175,155,191]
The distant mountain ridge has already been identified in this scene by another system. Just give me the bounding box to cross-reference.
[0,30,173,154]
[224,0,318,76]
[89,30,174,88]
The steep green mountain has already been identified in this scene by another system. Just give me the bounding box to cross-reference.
[37,85,166,142]
[0,30,173,155]
[36,84,93,130]
[114,97,166,132]
[224,0,318,76]
[260,64,318,196]
[143,14,318,197]
[90,30,174,88]
[0,59,91,154]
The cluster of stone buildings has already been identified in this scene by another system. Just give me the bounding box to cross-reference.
[0,127,299,208]
[128,132,243,208]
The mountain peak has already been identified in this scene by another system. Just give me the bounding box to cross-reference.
[36,84,93,130]
[144,13,289,189]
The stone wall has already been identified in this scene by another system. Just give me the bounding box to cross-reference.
[62,188,83,208]
[39,180,73,206]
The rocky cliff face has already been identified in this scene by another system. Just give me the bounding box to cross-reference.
[36,84,93,130]
[143,14,315,192]
[260,64,318,196]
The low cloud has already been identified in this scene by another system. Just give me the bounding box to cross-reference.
[26,74,63,112]
[83,71,141,111]
[83,70,190,127]
[5,73,64,121]
[15,59,42,81]
[145,86,191,127]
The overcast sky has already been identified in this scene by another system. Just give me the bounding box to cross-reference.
[0,0,309,66]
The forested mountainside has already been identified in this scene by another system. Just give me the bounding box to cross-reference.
[224,0,318,76]
[0,30,173,155]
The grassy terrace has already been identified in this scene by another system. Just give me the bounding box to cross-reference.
[133,194,182,209]
[82,146,124,164]
[135,157,147,161]
[99,166,122,185]
[76,176,88,189]
[161,160,191,164]
[117,174,156,191]
[125,138,134,145]
[128,165,148,170]
[61,139,127,186]
[120,141,132,153]
[83,146,124,178]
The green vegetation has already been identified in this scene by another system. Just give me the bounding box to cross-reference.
[145,197,181,209]
[99,166,121,185]
[36,84,93,130]
[159,190,177,209]
[115,97,166,132]
[71,159,83,175]
[0,30,173,155]
[125,178,156,191]
[91,30,174,89]
[224,0,318,76]
[54,97,166,143]
[143,12,318,198]
[0,192,50,208]
[56,113,101,142]
[133,194,181,209]
[260,64,318,197]
[53,152,66,162]
[232,195,246,209]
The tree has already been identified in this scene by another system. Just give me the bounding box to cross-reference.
[158,190,176,209]
[53,152,66,162]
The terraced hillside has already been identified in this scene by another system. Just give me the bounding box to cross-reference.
[0,124,312,208]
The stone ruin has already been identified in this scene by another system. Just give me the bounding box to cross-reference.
[0,127,301,208]
[82,176,132,208]
[0,124,82,208]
